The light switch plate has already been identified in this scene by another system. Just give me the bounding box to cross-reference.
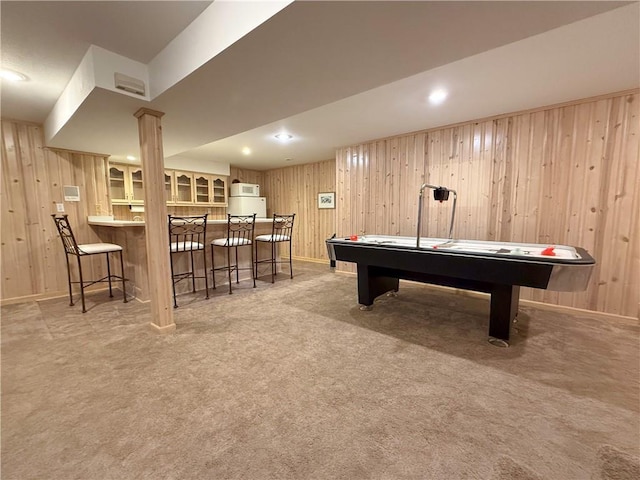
[56,203,64,212]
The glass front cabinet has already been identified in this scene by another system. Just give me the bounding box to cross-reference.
[109,165,144,205]
[194,174,211,205]
[163,170,193,205]
[211,176,228,205]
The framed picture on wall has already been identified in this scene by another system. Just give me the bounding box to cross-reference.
[318,192,335,209]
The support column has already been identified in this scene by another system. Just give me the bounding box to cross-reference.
[134,108,175,333]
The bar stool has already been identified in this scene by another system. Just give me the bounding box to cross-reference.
[51,214,127,313]
[210,214,256,294]
[168,214,209,308]
[254,213,295,283]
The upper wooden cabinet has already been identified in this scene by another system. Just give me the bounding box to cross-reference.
[194,173,211,205]
[111,164,228,207]
[109,165,144,205]
[211,176,228,205]
[166,171,228,206]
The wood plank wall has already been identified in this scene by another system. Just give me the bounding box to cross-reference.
[229,167,264,186]
[1,120,112,301]
[336,91,639,318]
[261,160,336,261]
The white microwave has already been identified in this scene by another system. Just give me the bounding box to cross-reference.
[230,183,260,197]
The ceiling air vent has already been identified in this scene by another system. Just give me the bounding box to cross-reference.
[114,72,145,96]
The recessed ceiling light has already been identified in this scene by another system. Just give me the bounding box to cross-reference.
[242,147,251,155]
[275,133,293,142]
[0,69,28,82]
[126,155,136,161]
[428,88,448,105]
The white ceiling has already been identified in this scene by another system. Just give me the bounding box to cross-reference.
[1,1,639,171]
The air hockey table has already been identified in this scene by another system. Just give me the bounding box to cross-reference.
[326,235,595,345]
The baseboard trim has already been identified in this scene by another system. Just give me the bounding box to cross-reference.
[149,322,176,334]
[1,286,112,306]
[1,286,147,306]
[289,256,329,265]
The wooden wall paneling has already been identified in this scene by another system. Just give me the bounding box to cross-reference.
[31,128,60,295]
[456,124,470,238]
[358,143,369,237]
[486,120,501,241]
[573,100,609,310]
[447,127,461,237]
[411,133,426,237]
[595,95,639,315]
[421,132,433,238]
[351,147,359,234]
[1,121,28,299]
[623,96,640,318]
[470,121,488,241]
[58,151,103,292]
[317,158,337,257]
[301,163,312,256]
[229,167,264,187]
[481,122,494,238]
[424,129,447,238]
[91,155,111,216]
[42,146,69,293]
[559,104,593,308]
[335,148,351,271]
[551,105,579,306]
[511,112,543,304]
[466,123,478,240]
[260,159,335,262]
[397,134,410,236]
[21,125,50,295]
[514,114,538,247]
[392,137,401,235]
[369,141,380,236]
[497,118,514,243]
[438,129,454,237]
[395,135,408,236]
[57,151,90,286]
[0,120,119,302]
[302,162,313,257]
[460,123,481,241]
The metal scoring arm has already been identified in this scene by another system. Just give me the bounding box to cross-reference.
[416,183,458,248]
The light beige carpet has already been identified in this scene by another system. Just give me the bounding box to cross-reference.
[2,262,638,479]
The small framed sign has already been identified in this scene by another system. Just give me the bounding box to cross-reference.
[318,192,335,209]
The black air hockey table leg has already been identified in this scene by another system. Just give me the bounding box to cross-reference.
[488,284,520,347]
[356,264,399,310]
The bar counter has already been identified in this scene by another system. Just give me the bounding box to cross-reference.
[88,218,276,301]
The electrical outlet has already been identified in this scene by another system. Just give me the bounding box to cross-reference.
[56,203,65,212]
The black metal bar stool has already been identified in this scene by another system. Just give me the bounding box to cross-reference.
[51,214,127,313]
[210,214,256,294]
[254,213,295,283]
[168,214,209,308]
